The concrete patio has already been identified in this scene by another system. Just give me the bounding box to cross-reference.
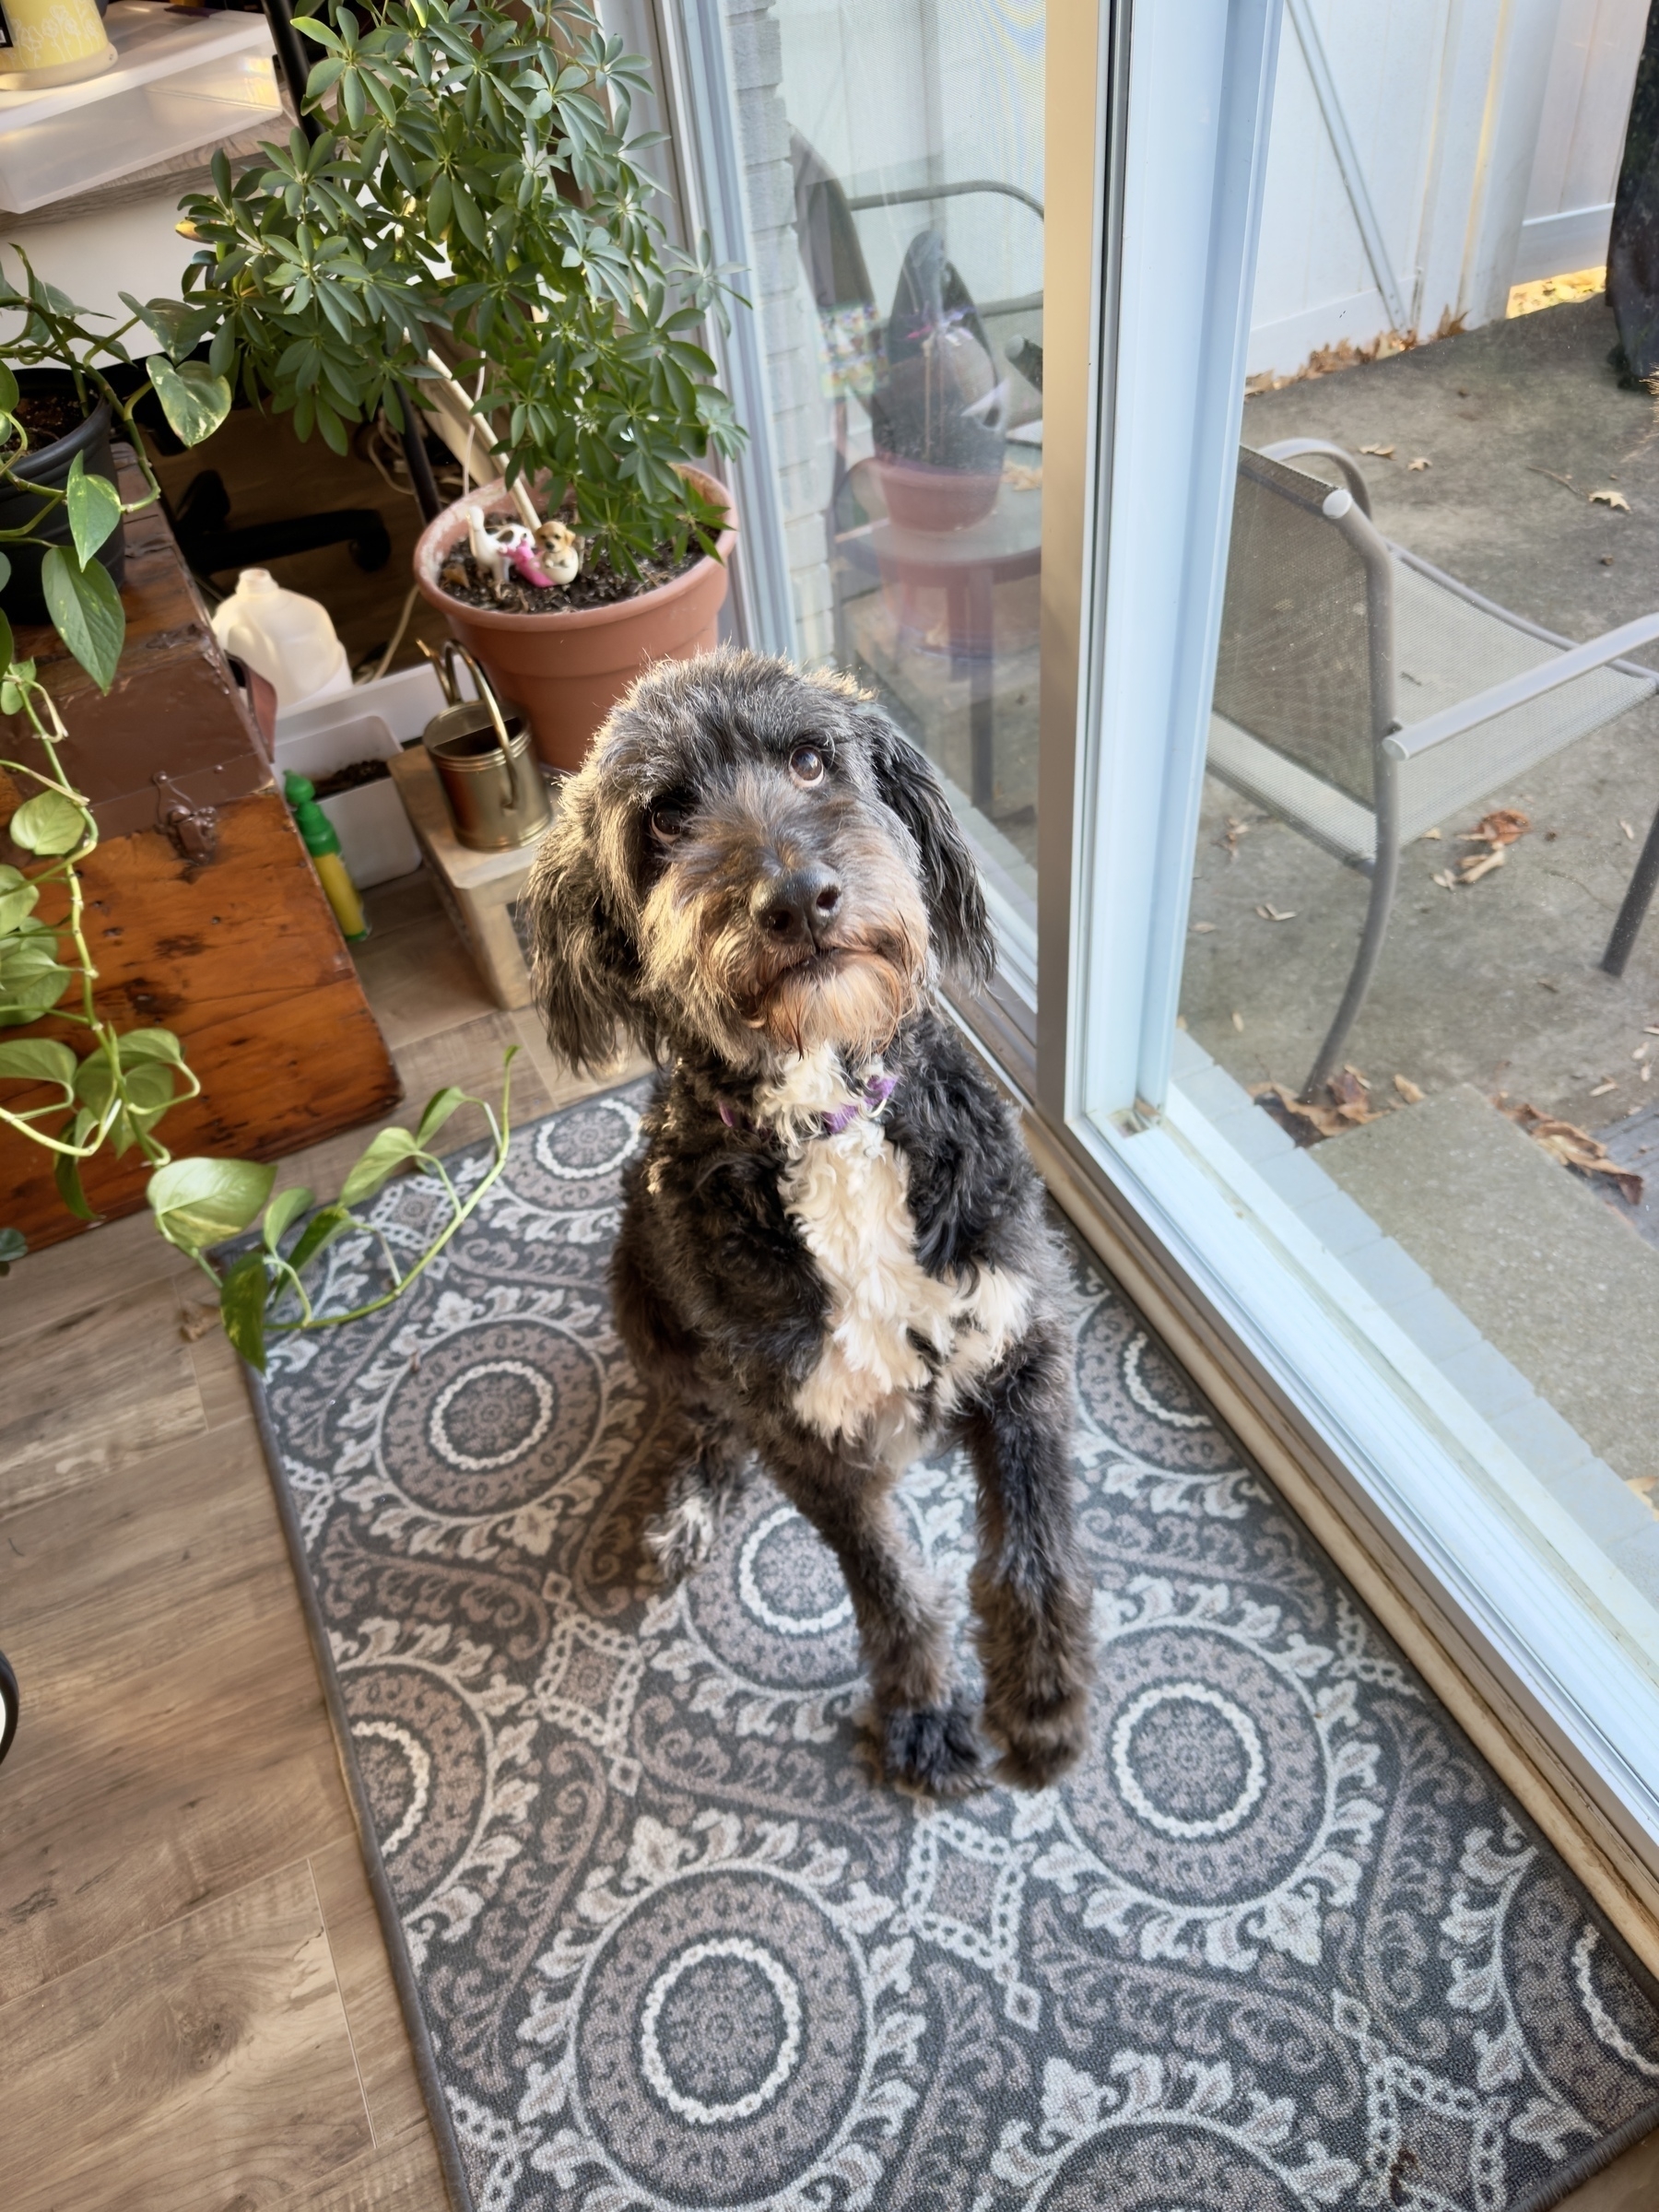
[1182,290,1659,1502]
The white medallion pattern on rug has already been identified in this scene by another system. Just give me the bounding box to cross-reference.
[258,1082,1659,2212]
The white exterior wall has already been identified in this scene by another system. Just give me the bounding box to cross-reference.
[1515,0,1646,282]
[1246,0,1630,382]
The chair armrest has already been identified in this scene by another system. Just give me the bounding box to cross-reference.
[1258,439,1373,516]
[844,179,1044,220]
[1383,613,1659,760]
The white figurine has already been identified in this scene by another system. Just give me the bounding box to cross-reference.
[465,503,512,597]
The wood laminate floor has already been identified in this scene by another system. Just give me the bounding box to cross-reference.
[0,872,1653,2210]
[0,871,630,2212]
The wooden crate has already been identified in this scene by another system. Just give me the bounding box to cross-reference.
[1,457,402,1253]
[388,745,542,1010]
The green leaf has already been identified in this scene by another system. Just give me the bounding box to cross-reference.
[0,604,12,671]
[0,960,74,1014]
[54,1144,96,1221]
[115,1027,186,1065]
[120,293,218,360]
[262,1183,315,1253]
[41,545,124,694]
[64,453,123,570]
[0,872,39,935]
[219,1252,271,1372]
[147,1155,277,1252]
[0,360,17,416]
[287,1201,357,1273]
[0,1224,26,1271]
[339,1124,420,1205]
[147,353,233,447]
[7,785,87,855]
[416,1085,467,1147]
[0,1037,76,1088]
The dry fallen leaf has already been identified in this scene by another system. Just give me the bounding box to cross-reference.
[1458,848,1507,884]
[1253,1072,1389,1145]
[1646,1027,1659,1037]
[1622,820,1636,840]
[1432,868,1457,890]
[1221,816,1252,860]
[1590,488,1631,512]
[1421,827,1442,841]
[1359,443,1395,457]
[178,1301,221,1343]
[1462,807,1530,847]
[1408,456,1430,471]
[1590,1079,1618,1097]
[1502,1100,1643,1204]
[1190,921,1216,934]
[1394,1074,1424,1103]
[1231,1011,1244,1032]
[1255,902,1297,922]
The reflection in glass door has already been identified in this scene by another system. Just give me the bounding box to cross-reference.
[707,0,1046,993]
[1179,0,1659,1634]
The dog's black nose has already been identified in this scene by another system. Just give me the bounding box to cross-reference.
[751,863,841,945]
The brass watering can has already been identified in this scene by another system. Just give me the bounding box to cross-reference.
[419,640,552,852]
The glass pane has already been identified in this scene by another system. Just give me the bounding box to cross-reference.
[1175,6,1659,1650]
[718,0,1045,981]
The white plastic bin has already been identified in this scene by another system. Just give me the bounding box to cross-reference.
[0,4,282,215]
[274,705,422,891]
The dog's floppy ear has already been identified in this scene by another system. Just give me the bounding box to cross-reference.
[861,707,994,986]
[524,779,648,1071]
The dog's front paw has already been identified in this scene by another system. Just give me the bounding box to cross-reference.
[984,1685,1090,1791]
[879,1702,984,1796]
[643,1489,719,1587]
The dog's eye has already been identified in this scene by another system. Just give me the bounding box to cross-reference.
[789,742,826,786]
[649,799,689,844]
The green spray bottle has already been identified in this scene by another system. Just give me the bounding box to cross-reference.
[284,771,369,942]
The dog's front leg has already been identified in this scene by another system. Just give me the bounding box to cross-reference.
[770,1440,980,1794]
[963,1317,1095,1787]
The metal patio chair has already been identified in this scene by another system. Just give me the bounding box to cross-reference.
[1209,441,1659,1099]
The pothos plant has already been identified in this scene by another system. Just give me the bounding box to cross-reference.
[174,0,745,574]
[0,270,517,1362]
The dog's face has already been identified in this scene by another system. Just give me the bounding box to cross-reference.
[526,652,994,1072]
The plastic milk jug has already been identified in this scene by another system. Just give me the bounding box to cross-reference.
[212,569,352,712]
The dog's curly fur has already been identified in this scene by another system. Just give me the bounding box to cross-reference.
[524,649,1093,1792]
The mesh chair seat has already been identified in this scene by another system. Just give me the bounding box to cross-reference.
[1208,547,1658,868]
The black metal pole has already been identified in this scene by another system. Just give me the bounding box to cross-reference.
[259,0,321,143]
[1602,799,1659,977]
[399,403,443,523]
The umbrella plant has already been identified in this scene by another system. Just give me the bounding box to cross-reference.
[172,0,745,576]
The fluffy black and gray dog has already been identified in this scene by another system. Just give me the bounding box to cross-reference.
[525,649,1092,1794]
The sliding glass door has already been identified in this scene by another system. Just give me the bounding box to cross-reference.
[655,0,1049,1017]
[1056,0,1659,1888]
[666,0,1659,1887]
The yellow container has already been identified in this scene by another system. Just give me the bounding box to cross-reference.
[0,0,115,89]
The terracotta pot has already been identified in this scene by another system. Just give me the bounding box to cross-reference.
[413,468,736,773]
[870,453,1001,534]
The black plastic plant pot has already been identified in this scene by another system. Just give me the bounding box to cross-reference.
[0,368,126,629]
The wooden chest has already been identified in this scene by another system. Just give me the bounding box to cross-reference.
[1,458,402,1253]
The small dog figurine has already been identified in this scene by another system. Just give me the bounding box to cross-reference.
[526,651,1093,1792]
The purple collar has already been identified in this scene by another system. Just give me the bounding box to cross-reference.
[717,1068,897,1140]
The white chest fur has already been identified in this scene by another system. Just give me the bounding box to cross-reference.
[757,1048,1029,1460]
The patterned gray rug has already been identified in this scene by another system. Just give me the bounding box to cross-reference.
[253,1081,1659,2212]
